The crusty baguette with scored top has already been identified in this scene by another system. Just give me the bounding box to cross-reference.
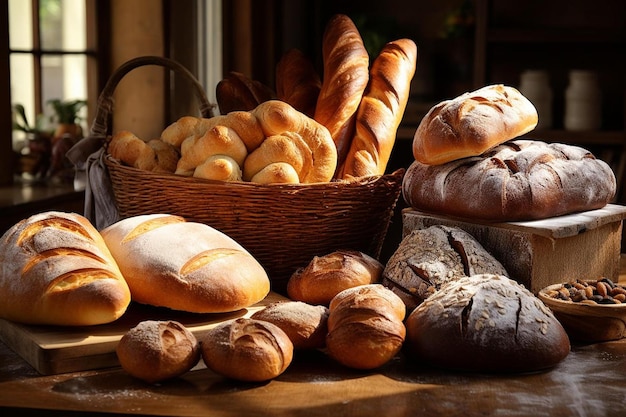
[314,14,370,174]
[339,38,417,179]
[100,214,270,313]
[0,211,131,326]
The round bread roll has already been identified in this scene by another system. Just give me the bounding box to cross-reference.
[405,274,571,373]
[287,250,384,305]
[326,284,406,370]
[382,225,508,311]
[100,214,270,313]
[0,211,131,326]
[201,318,294,382]
[403,139,617,222]
[116,320,201,383]
[251,301,329,350]
[412,84,538,165]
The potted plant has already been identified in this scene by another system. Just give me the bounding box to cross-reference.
[47,98,87,142]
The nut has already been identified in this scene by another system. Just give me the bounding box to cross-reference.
[544,278,625,305]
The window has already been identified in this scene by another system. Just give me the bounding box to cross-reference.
[6,0,101,183]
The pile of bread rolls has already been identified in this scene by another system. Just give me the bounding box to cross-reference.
[109,14,418,183]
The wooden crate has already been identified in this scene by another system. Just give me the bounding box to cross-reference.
[402,204,626,293]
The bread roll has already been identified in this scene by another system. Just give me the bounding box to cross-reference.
[116,320,200,383]
[382,225,508,310]
[160,116,201,148]
[412,84,538,165]
[250,100,337,183]
[193,155,242,181]
[0,211,131,326]
[405,274,570,373]
[314,14,370,172]
[326,284,406,370]
[339,39,418,179]
[201,317,293,382]
[275,48,321,118]
[100,214,270,313]
[251,301,329,350]
[403,139,617,221]
[287,250,384,305]
[109,131,179,173]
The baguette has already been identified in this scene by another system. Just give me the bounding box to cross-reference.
[314,14,370,174]
[339,39,417,179]
[0,211,131,326]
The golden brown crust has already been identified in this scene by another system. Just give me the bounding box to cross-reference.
[339,39,418,179]
[116,320,201,383]
[287,250,384,305]
[251,301,329,350]
[216,71,275,115]
[275,48,321,118]
[412,84,538,165]
[200,318,293,381]
[100,214,270,313]
[0,211,131,326]
[314,14,370,173]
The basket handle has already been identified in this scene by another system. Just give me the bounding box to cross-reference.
[90,55,216,138]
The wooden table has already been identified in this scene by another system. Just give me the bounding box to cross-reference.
[1,265,626,416]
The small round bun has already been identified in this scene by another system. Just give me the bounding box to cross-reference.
[251,301,329,349]
[406,274,571,373]
[287,250,384,305]
[201,318,294,382]
[116,320,200,383]
[326,284,406,370]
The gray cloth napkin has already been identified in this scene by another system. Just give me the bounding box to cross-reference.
[66,136,120,230]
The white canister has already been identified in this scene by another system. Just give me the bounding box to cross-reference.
[519,70,553,130]
[564,70,602,131]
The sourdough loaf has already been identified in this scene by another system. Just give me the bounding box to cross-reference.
[0,211,131,326]
[412,84,538,165]
[405,274,570,373]
[100,214,269,313]
[382,225,508,310]
[403,139,616,221]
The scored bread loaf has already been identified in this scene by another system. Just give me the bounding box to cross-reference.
[403,139,617,221]
[314,14,370,173]
[100,214,270,313]
[201,317,294,382]
[0,211,131,326]
[116,320,201,383]
[326,284,406,370]
[405,274,571,373]
[339,38,418,179]
[412,84,538,165]
[275,48,321,118]
[287,250,384,305]
[382,225,508,310]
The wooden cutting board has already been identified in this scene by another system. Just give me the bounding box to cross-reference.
[0,292,287,375]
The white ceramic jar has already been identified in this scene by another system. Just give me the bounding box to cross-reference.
[519,70,553,130]
[564,70,602,131]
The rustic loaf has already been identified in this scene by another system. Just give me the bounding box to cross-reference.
[0,211,131,326]
[339,38,418,179]
[275,48,321,118]
[412,84,538,165]
[100,214,270,313]
[403,139,617,221]
[116,320,201,383]
[405,274,571,373]
[382,225,508,310]
[215,71,275,114]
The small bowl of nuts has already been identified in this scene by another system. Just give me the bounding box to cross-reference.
[538,278,626,343]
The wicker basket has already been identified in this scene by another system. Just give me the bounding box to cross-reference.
[96,56,404,293]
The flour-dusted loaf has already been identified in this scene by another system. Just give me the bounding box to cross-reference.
[412,84,538,165]
[100,214,270,313]
[116,320,201,383]
[382,225,508,310]
[0,211,131,326]
[405,274,570,373]
[201,317,294,382]
[403,139,616,222]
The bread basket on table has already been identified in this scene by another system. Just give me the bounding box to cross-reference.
[93,56,405,293]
